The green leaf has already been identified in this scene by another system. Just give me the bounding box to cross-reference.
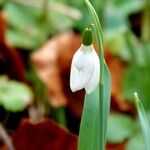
[143,43,150,66]
[78,63,111,150]
[4,2,40,30]
[122,66,138,100]
[4,2,49,49]
[104,29,131,61]
[122,65,150,109]
[122,42,150,110]
[0,0,5,6]
[126,132,145,150]
[0,78,33,112]
[134,93,150,150]
[124,31,145,67]
[108,0,144,17]
[49,11,73,32]
[78,87,99,150]
[107,113,135,143]
[6,28,47,50]
[104,9,128,31]
[103,63,111,141]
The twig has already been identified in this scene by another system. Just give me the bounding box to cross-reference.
[0,123,15,150]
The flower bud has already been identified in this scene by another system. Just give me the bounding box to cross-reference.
[82,28,92,46]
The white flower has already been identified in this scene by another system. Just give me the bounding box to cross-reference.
[70,44,100,94]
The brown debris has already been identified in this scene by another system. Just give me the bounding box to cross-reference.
[0,12,26,82]
[106,142,126,150]
[12,118,77,150]
[105,52,135,114]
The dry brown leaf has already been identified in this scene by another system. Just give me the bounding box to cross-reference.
[106,142,126,150]
[0,12,26,82]
[12,118,77,150]
[105,52,135,114]
[31,32,84,118]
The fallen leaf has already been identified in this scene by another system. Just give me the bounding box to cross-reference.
[107,142,126,150]
[0,12,26,82]
[12,118,77,150]
[31,32,84,118]
[105,52,135,114]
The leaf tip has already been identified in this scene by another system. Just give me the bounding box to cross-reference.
[134,92,138,99]
[133,91,140,106]
[85,0,89,5]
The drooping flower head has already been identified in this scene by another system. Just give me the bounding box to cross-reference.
[70,27,100,94]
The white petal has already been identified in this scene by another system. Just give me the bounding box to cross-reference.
[70,45,94,92]
[85,49,100,94]
[70,65,80,92]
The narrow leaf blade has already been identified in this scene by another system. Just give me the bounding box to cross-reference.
[103,62,111,141]
[134,92,150,150]
[78,63,111,150]
[78,87,99,150]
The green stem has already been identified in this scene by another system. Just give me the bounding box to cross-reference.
[124,31,138,65]
[41,0,49,22]
[85,1,106,149]
[141,0,150,42]
[51,107,67,127]
[85,0,104,84]
[93,0,107,26]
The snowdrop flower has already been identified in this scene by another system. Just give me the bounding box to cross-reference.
[70,28,100,94]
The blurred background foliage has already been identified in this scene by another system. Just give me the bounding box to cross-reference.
[0,0,150,149]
